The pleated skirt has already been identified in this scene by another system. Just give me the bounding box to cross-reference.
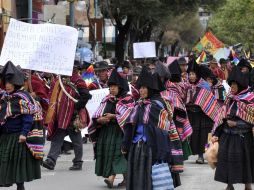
[127,142,152,190]
[0,133,41,186]
[95,124,127,178]
[188,110,213,155]
[215,131,254,184]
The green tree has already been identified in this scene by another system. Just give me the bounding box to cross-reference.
[209,0,254,48]
[157,11,203,55]
[100,0,223,61]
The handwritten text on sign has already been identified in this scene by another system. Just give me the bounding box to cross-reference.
[0,19,78,76]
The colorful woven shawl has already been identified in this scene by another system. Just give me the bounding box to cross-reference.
[212,88,254,134]
[186,79,221,123]
[128,98,184,173]
[46,73,88,140]
[161,81,192,142]
[0,90,44,159]
[88,94,135,143]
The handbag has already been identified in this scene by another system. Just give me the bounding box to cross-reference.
[204,141,219,169]
[152,162,174,190]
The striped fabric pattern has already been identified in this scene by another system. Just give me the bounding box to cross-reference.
[186,87,221,122]
[213,88,254,134]
[88,94,134,142]
[129,98,184,173]
[152,163,174,190]
[162,81,193,142]
[0,91,45,159]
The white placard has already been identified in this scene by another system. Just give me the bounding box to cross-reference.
[133,42,156,59]
[86,88,110,117]
[0,19,78,76]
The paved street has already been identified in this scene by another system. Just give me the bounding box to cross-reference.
[3,141,253,190]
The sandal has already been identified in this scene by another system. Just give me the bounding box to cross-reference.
[104,179,113,189]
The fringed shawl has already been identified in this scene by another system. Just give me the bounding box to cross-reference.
[88,94,135,142]
[162,81,193,142]
[128,98,184,173]
[213,88,254,134]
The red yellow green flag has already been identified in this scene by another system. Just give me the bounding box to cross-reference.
[193,31,224,55]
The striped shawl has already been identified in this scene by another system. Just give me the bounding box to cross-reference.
[212,88,254,135]
[161,81,193,142]
[46,73,88,140]
[128,98,184,173]
[186,81,221,123]
[0,90,44,159]
[88,94,135,143]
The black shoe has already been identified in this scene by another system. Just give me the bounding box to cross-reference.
[69,164,82,171]
[61,150,72,155]
[42,159,55,170]
[225,184,235,190]
[17,183,25,190]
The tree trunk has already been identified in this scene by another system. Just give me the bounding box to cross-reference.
[114,16,132,64]
[115,29,126,64]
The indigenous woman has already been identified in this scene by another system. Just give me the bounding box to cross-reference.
[165,60,193,162]
[122,66,174,190]
[88,69,134,188]
[155,61,185,188]
[0,62,42,190]
[212,67,254,190]
[186,61,220,164]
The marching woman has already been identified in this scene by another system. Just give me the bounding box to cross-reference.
[88,69,134,188]
[165,60,193,162]
[155,61,184,188]
[122,66,174,190]
[212,67,254,190]
[0,62,42,190]
[186,60,220,164]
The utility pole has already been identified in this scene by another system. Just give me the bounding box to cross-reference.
[69,1,75,27]
[28,0,32,23]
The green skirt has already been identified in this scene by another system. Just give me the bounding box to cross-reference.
[95,123,127,178]
[182,140,192,161]
[0,133,41,186]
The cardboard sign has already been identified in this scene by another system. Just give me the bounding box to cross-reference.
[133,42,156,59]
[0,19,78,76]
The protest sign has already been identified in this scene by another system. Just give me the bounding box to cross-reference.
[86,88,110,117]
[0,19,78,76]
[133,42,156,59]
